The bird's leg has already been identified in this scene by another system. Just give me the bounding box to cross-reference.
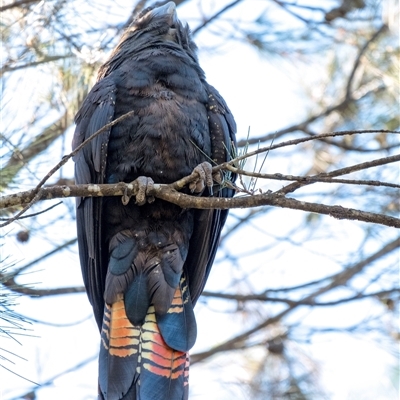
[122,176,155,206]
[189,161,220,195]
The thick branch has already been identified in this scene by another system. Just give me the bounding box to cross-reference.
[1,128,399,228]
[1,182,399,228]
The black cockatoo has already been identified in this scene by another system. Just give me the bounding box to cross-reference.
[72,2,236,399]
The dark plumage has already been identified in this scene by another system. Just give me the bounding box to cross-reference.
[72,2,236,399]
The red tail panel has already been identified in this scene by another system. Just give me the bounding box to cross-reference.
[99,281,192,399]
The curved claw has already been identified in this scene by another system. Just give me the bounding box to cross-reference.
[121,176,155,206]
[121,187,131,206]
[189,162,214,194]
[135,176,155,206]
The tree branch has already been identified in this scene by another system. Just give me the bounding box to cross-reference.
[0,110,136,227]
[1,127,397,228]
[236,87,387,147]
[225,165,400,189]
[228,130,399,174]
[1,55,71,76]
[202,288,399,307]
[192,0,244,35]
[276,153,400,195]
[191,236,399,363]
[8,238,77,276]
[1,181,399,228]
[345,24,387,100]
[2,110,71,188]
[7,353,98,400]
[0,0,39,12]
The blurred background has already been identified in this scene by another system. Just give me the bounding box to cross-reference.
[1,0,399,399]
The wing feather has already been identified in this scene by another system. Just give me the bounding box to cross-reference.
[185,83,236,305]
[73,77,117,329]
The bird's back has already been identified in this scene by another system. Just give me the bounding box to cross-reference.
[73,3,236,399]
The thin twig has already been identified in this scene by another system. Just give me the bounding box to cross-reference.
[276,153,400,195]
[0,201,63,221]
[217,130,399,173]
[191,237,399,363]
[202,288,399,307]
[5,238,77,277]
[225,165,400,188]
[236,87,386,147]
[192,0,243,35]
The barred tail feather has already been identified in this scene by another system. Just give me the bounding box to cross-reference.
[139,306,189,400]
[99,301,140,399]
[99,276,195,400]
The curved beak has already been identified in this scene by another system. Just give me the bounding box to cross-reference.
[151,1,178,27]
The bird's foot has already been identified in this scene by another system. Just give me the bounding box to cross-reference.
[122,176,155,206]
[189,162,221,195]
